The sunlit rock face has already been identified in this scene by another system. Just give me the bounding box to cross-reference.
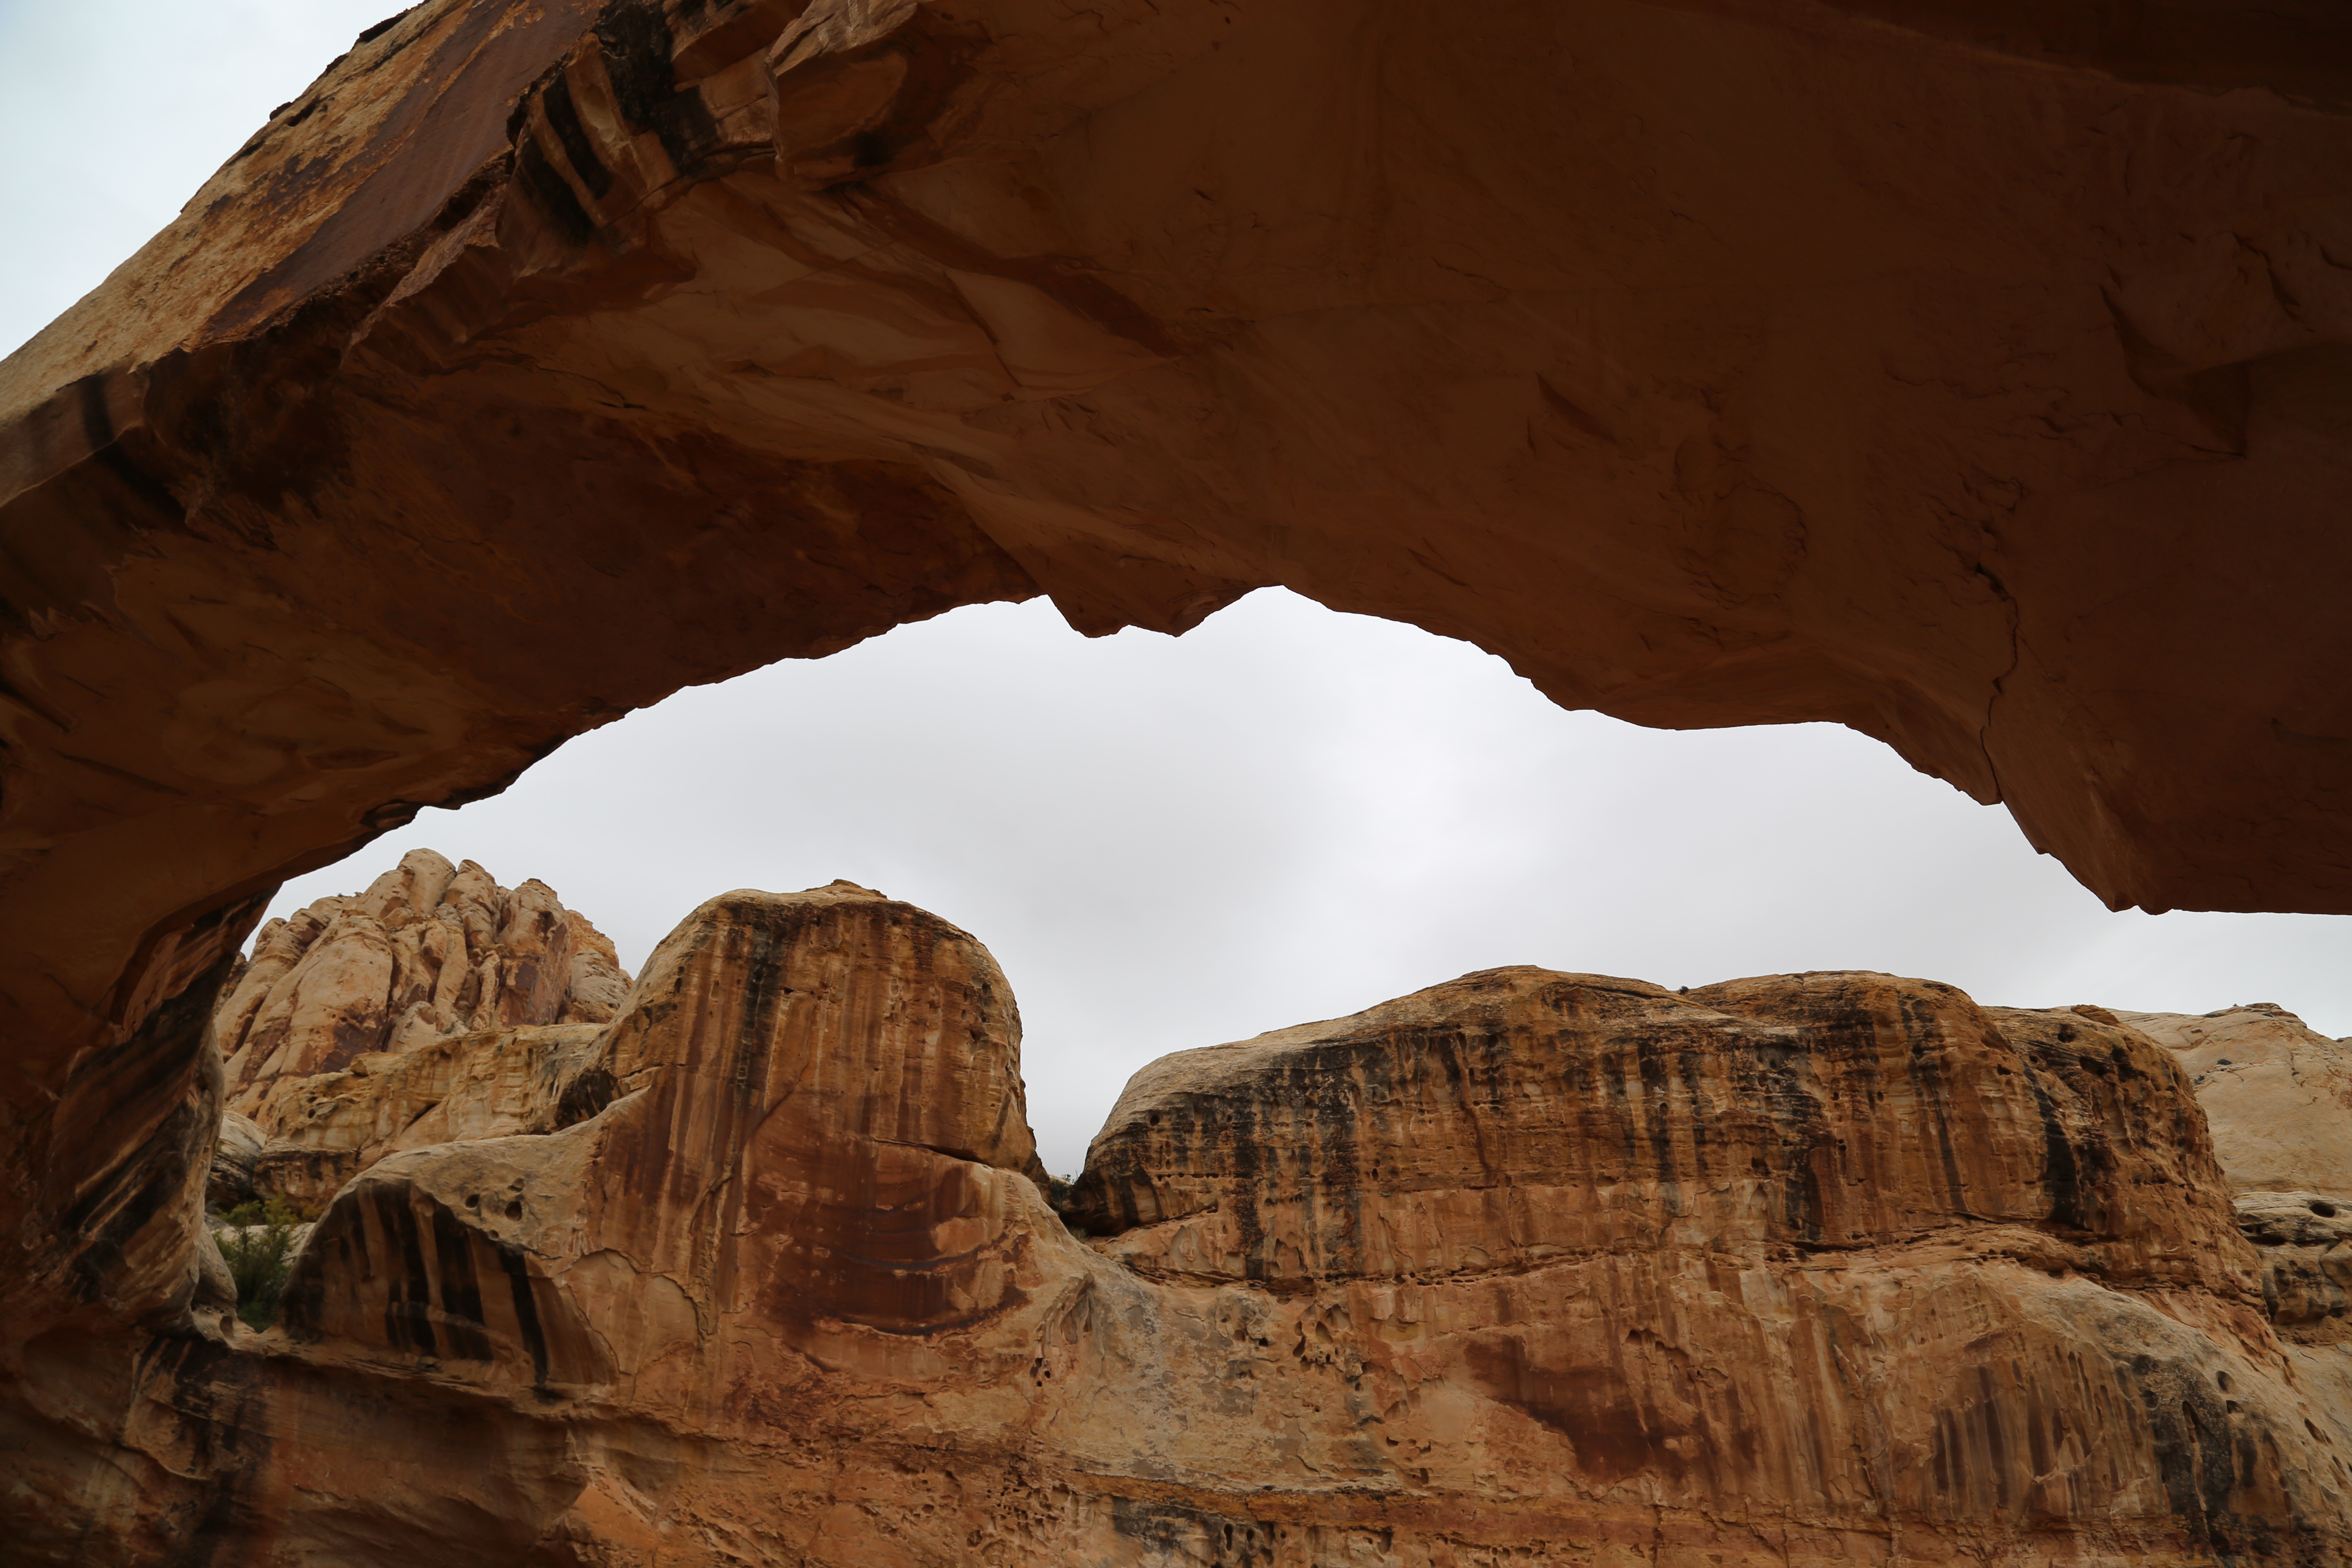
[19,890,2352,1565]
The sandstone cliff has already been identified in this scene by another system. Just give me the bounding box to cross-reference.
[2119,1004,2352,1198]
[1,1,2346,1549]
[6,0,2352,1414]
[1070,968,2352,1560]
[215,848,628,1109]
[20,888,2352,1565]
[2116,1004,2352,1356]
[219,1021,615,1211]
[201,849,628,1209]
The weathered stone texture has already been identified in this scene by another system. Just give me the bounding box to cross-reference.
[2120,1004,2352,1198]
[5,0,2352,1412]
[206,1109,268,1212]
[5,0,2349,1556]
[275,883,1050,1416]
[2110,1002,2352,1360]
[227,1020,611,1210]
[192,849,628,1211]
[1071,967,2352,1559]
[22,896,2352,1565]
[1072,970,2239,1296]
[214,848,627,1124]
[2236,1191,2352,1344]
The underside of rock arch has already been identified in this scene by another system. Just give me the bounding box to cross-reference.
[0,0,2349,1557]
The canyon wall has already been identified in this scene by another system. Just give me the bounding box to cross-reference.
[12,879,2350,1563]
[2123,1003,2352,1355]
[1,1,2348,1554]
[1071,968,2352,1560]
[2121,1004,2352,1200]
[1,0,2350,1378]
[216,848,628,1105]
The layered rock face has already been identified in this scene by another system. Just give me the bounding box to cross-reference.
[19,888,2352,1565]
[214,1021,614,1210]
[1074,971,2228,1289]
[281,881,1048,1396]
[6,0,2352,1387]
[199,849,626,1209]
[2119,1004,2352,1352]
[1073,967,2352,1560]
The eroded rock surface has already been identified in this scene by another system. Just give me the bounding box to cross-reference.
[21,897,2352,1565]
[215,848,628,1121]
[195,849,628,1210]
[1073,971,2233,1292]
[206,1109,268,1212]
[2116,1004,2352,1360]
[281,879,1049,1402]
[6,0,2352,1405]
[1070,967,2352,1559]
[2120,1004,2352,1197]
[233,1020,612,1210]
[2236,1191,2352,1345]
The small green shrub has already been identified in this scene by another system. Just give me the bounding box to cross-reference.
[212,1196,310,1330]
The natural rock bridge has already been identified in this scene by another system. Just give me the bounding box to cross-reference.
[1,1,2348,1562]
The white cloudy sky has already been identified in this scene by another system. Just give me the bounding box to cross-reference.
[6,1,2344,1173]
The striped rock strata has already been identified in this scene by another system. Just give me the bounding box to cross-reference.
[1069,968,2352,1562]
[8,0,2352,1466]
[28,891,2352,1565]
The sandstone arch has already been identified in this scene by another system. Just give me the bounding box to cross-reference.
[1,0,2348,1354]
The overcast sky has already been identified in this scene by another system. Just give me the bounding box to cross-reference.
[6,1,2344,1174]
